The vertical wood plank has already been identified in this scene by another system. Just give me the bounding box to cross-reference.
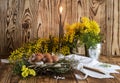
[21,0,33,43]
[111,0,120,55]
[65,0,72,24]
[119,0,120,55]
[106,0,113,56]
[37,0,51,38]
[77,0,89,20]
[106,0,120,56]
[5,0,20,54]
[30,0,38,40]
[37,0,44,38]
[53,0,60,37]
[0,0,7,55]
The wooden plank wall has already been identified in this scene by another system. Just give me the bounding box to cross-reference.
[0,0,120,56]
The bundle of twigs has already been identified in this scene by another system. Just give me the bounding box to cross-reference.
[29,59,73,76]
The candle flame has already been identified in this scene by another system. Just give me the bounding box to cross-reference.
[59,6,63,14]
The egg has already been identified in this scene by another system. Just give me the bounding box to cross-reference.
[28,53,36,62]
[35,53,44,62]
[44,53,53,63]
[52,55,59,62]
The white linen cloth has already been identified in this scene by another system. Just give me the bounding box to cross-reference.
[1,59,9,63]
[63,54,120,79]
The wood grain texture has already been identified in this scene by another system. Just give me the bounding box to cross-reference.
[5,0,18,52]
[0,0,7,55]
[21,0,33,43]
[112,0,120,55]
[0,64,12,83]
[119,0,120,56]
[0,0,120,56]
[106,0,113,56]
[106,0,120,56]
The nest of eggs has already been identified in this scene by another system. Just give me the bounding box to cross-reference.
[28,53,72,76]
[29,53,59,63]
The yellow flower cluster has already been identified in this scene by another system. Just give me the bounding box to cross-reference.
[80,17,100,35]
[64,33,75,43]
[9,47,25,63]
[21,65,36,78]
[9,38,50,63]
[64,23,81,43]
[34,38,45,52]
[65,23,81,35]
[65,17,100,35]
[64,17,101,49]
[60,46,70,55]
[52,37,59,53]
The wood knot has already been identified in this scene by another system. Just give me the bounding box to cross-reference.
[22,21,30,29]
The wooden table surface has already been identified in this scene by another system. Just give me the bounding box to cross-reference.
[0,55,120,83]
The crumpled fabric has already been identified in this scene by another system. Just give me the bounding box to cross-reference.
[58,54,120,79]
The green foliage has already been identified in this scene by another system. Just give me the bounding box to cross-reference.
[80,32,101,49]
[13,58,30,75]
[45,36,59,53]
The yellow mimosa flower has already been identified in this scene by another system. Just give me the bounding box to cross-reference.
[21,65,26,71]
[65,24,71,32]
[29,69,36,76]
[21,71,29,78]
[81,17,90,23]
[90,21,100,34]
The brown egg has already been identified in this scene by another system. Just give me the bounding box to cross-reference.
[35,53,44,62]
[44,53,53,63]
[52,55,59,62]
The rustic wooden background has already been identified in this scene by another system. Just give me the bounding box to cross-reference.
[0,0,120,56]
